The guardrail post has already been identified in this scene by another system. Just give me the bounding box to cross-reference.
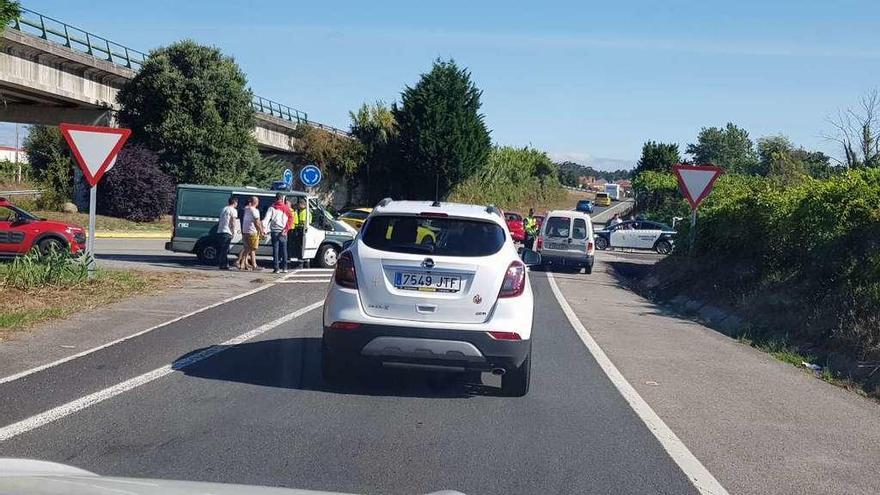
[123,47,131,68]
[62,24,71,48]
[105,39,113,61]
[85,32,93,55]
[38,13,47,39]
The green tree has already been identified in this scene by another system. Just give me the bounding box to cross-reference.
[635,141,681,174]
[0,1,19,30]
[393,59,491,200]
[350,102,398,202]
[687,123,758,173]
[116,40,260,185]
[22,125,74,207]
[757,135,836,179]
[451,146,564,208]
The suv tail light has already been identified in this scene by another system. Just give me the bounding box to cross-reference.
[535,236,543,250]
[498,261,526,298]
[587,240,594,253]
[334,251,357,289]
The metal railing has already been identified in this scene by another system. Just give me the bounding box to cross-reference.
[10,8,147,69]
[7,7,350,136]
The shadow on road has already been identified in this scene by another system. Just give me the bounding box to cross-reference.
[174,337,502,399]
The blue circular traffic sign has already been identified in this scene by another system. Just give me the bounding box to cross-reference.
[300,164,322,187]
[283,168,293,186]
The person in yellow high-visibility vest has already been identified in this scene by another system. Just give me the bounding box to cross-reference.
[290,198,311,267]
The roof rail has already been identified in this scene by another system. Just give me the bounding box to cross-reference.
[485,204,502,217]
[377,197,393,207]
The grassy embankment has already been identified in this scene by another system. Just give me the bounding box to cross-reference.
[0,252,184,338]
[632,169,880,398]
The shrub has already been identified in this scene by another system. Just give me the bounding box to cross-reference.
[3,250,89,290]
[637,168,880,361]
[96,144,175,222]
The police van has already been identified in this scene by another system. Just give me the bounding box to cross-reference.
[165,184,357,268]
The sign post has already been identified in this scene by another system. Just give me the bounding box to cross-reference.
[672,163,723,256]
[59,123,131,276]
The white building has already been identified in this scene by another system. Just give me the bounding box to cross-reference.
[0,146,27,164]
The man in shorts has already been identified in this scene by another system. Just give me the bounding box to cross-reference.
[236,196,265,270]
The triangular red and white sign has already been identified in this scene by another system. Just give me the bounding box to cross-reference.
[672,163,723,209]
[59,123,131,187]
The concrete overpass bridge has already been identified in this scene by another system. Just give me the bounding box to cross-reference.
[0,8,349,153]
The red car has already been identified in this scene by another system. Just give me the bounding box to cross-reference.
[0,198,86,256]
[504,211,526,242]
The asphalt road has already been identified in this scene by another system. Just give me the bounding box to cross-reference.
[0,270,696,495]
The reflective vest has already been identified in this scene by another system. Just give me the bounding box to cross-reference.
[293,207,309,229]
[524,216,538,235]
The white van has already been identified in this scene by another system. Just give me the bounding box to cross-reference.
[535,209,595,274]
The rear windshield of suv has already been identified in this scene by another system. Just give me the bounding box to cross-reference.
[362,215,506,256]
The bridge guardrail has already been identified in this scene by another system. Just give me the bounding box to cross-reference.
[8,8,350,137]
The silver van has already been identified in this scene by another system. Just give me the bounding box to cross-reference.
[535,209,595,274]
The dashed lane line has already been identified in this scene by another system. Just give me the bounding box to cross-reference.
[0,301,324,442]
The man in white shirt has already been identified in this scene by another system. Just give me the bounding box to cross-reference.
[216,196,238,270]
[263,193,291,273]
[236,196,265,271]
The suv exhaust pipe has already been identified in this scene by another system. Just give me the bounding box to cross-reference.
[491,368,506,376]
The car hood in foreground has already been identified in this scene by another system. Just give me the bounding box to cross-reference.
[0,459,465,495]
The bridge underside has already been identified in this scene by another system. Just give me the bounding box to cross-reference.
[0,29,299,152]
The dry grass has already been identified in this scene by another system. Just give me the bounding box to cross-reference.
[0,270,187,339]
[35,211,173,233]
[508,189,596,214]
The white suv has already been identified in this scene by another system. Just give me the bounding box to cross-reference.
[322,199,541,396]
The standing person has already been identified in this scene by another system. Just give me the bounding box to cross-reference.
[524,208,538,249]
[290,198,310,268]
[217,196,238,270]
[237,196,264,271]
[263,193,290,274]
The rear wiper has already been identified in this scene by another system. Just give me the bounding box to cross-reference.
[388,243,435,254]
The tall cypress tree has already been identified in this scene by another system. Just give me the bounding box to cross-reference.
[393,59,491,200]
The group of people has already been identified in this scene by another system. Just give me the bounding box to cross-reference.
[216,193,310,273]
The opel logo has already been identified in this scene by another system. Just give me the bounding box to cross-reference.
[473,294,482,304]
[421,258,435,269]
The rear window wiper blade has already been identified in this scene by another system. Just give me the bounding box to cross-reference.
[387,243,435,254]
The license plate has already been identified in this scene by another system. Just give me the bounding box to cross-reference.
[394,272,462,293]
[546,242,568,249]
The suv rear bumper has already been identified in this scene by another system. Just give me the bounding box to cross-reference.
[323,324,531,371]
[540,253,594,268]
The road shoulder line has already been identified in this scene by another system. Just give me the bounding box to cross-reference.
[546,272,729,495]
[0,300,324,442]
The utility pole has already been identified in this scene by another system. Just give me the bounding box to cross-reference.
[14,123,21,183]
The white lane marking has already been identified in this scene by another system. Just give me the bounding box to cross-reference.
[546,273,730,495]
[0,280,284,385]
[277,279,331,284]
[289,273,334,278]
[0,301,324,442]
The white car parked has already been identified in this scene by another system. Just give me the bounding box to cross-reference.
[593,220,677,254]
[322,199,541,396]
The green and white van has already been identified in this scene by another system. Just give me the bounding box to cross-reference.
[165,184,357,268]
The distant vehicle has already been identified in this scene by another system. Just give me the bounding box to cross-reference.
[322,199,541,396]
[503,211,526,242]
[604,183,622,201]
[269,180,291,191]
[0,197,85,256]
[165,184,356,268]
[595,192,612,207]
[575,199,594,213]
[338,207,372,230]
[535,209,595,273]
[594,220,676,254]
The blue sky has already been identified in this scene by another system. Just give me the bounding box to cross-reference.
[3,0,879,169]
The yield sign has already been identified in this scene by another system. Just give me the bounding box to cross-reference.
[59,123,131,187]
[672,163,723,209]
